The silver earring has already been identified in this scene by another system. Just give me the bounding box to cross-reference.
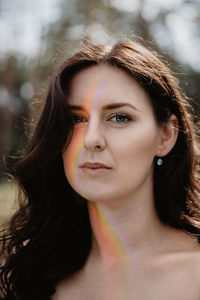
[157,158,163,166]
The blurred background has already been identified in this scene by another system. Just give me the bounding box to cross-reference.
[0,0,200,220]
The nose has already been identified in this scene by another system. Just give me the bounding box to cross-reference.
[83,117,106,151]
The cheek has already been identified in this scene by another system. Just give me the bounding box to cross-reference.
[62,128,85,188]
[113,126,159,169]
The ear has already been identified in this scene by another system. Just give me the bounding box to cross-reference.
[156,114,179,157]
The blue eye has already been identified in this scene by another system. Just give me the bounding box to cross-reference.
[110,113,131,123]
[72,113,131,125]
[72,115,87,124]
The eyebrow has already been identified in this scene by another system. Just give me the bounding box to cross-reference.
[68,102,139,112]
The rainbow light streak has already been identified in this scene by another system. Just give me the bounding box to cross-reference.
[68,69,136,264]
[96,203,136,262]
[73,72,107,192]
[89,202,119,263]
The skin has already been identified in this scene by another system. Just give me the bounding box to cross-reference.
[62,64,177,207]
[55,64,200,299]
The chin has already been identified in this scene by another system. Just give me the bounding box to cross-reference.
[75,188,115,205]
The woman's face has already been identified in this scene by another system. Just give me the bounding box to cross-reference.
[62,64,165,205]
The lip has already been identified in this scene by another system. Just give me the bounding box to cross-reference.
[80,162,111,169]
[79,162,112,176]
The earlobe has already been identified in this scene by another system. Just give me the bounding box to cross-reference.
[156,114,179,157]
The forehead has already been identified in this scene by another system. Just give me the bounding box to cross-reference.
[68,64,152,112]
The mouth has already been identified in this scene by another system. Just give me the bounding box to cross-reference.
[79,162,112,176]
[80,167,111,176]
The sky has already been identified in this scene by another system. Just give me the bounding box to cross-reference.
[0,0,200,71]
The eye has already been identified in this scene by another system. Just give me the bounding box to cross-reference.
[109,113,131,123]
[72,114,87,124]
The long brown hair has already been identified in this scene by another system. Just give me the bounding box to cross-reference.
[1,40,200,299]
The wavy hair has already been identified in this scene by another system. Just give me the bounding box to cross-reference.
[1,40,200,299]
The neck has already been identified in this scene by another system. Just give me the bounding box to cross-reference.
[87,188,171,269]
[86,184,200,275]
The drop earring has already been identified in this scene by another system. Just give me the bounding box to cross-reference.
[157,158,163,166]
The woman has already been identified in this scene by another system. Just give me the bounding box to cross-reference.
[1,40,200,300]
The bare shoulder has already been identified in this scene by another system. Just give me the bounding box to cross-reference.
[51,240,200,300]
[157,240,200,278]
[181,241,200,273]
[192,245,200,275]
[159,242,200,296]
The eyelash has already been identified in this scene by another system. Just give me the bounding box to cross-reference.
[109,113,132,123]
[72,113,132,124]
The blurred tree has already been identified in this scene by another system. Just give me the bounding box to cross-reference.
[42,0,200,102]
[0,56,14,177]
[0,55,29,178]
